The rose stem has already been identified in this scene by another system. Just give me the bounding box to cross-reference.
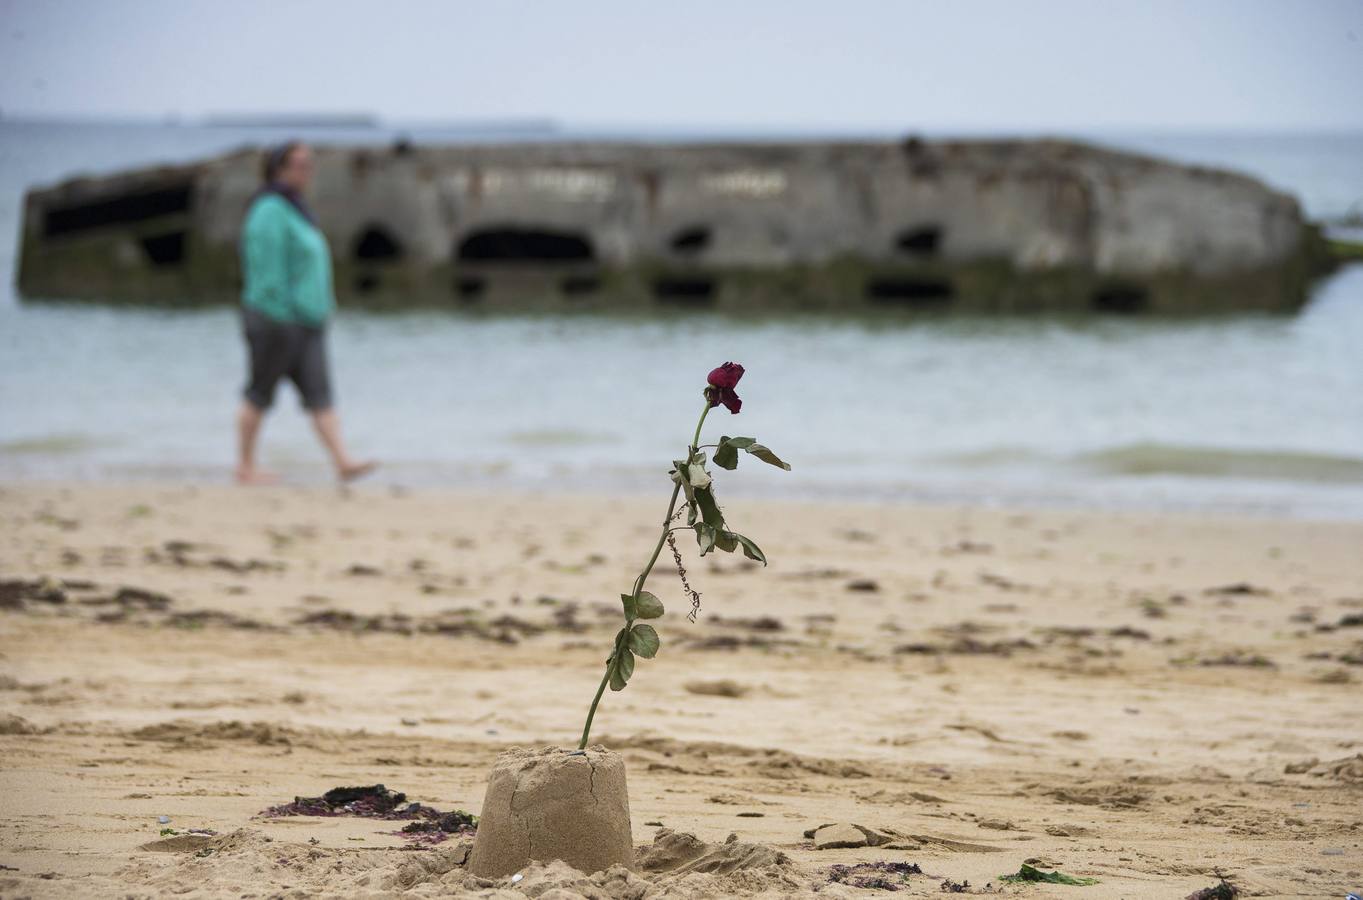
[576,400,712,750]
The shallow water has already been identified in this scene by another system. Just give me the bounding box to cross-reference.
[2,122,1362,517]
[3,276,1361,517]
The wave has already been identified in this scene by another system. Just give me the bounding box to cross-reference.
[0,432,110,455]
[936,442,1363,484]
[1078,443,1363,483]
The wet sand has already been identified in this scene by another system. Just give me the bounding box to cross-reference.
[1,483,1361,897]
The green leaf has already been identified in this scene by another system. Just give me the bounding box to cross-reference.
[634,591,664,619]
[628,624,660,658]
[712,436,739,471]
[620,593,636,618]
[609,648,635,691]
[733,533,768,565]
[694,485,724,531]
[694,522,718,555]
[713,436,790,472]
[746,443,791,471]
[713,530,739,553]
[999,865,1099,886]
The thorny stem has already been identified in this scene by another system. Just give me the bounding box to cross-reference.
[630,480,683,602]
[576,399,713,750]
[666,529,703,622]
[577,481,679,750]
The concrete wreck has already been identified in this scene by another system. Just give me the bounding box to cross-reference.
[17,138,1335,313]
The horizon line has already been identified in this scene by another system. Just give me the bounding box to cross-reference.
[3,111,1363,140]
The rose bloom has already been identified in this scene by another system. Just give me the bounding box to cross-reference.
[705,362,744,413]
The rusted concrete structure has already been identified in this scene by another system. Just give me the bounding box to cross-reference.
[17,139,1332,312]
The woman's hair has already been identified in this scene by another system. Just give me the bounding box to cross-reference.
[262,141,305,183]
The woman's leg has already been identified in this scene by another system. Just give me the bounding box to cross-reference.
[237,309,286,484]
[235,401,277,484]
[293,327,376,482]
[309,408,377,482]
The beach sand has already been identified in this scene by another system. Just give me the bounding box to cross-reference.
[1,482,1360,897]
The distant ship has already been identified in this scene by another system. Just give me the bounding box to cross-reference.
[200,113,383,129]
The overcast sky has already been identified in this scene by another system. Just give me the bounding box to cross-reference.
[1,0,1360,133]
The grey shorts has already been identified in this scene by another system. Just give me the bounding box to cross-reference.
[241,306,333,411]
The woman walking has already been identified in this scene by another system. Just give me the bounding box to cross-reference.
[236,141,375,484]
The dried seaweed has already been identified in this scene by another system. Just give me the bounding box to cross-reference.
[260,784,476,846]
[828,861,924,891]
[999,864,1098,885]
[1186,876,1239,900]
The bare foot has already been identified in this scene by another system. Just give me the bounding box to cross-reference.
[339,460,378,483]
[235,467,279,485]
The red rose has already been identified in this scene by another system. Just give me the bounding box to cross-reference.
[707,362,744,390]
[705,362,744,414]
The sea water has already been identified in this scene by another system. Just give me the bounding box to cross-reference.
[2,120,1361,518]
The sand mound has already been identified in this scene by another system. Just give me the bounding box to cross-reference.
[137,833,215,853]
[0,713,42,735]
[108,824,802,898]
[637,828,789,875]
[117,827,459,895]
[460,859,652,898]
[1307,753,1363,784]
[467,746,634,878]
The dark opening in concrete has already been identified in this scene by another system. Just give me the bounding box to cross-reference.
[669,226,711,256]
[455,275,486,301]
[354,273,380,294]
[44,184,193,238]
[1091,284,1150,314]
[865,277,955,306]
[895,226,942,257]
[139,231,187,267]
[457,228,594,264]
[561,275,601,296]
[653,277,716,305]
[353,225,404,261]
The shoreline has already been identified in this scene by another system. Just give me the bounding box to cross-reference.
[3,474,1362,525]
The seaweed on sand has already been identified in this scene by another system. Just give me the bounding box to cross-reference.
[827,861,924,891]
[999,863,1099,885]
[1186,875,1239,900]
[260,784,476,846]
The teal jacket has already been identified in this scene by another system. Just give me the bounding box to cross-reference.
[240,193,335,326]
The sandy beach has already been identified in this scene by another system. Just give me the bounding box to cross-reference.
[1,482,1361,898]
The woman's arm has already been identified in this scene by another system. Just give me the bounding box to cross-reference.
[242,198,292,318]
